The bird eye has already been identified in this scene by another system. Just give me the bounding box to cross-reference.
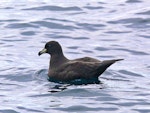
[45,44,51,48]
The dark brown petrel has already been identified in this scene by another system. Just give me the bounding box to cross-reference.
[38,41,123,84]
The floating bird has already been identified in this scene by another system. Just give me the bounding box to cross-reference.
[38,41,123,84]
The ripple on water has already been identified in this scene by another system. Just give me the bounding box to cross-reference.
[76,23,106,31]
[114,48,149,55]
[105,31,131,34]
[54,105,118,112]
[1,38,27,42]
[133,109,150,113]
[126,0,142,3]
[138,35,150,39]
[46,34,89,40]
[0,19,21,23]
[17,106,43,113]
[6,23,39,29]
[108,18,150,28]
[46,35,73,39]
[34,69,48,81]
[31,21,79,30]
[0,68,34,82]
[119,70,143,77]
[83,6,104,10]
[82,50,93,53]
[52,87,112,97]
[0,6,14,9]
[94,47,109,51]
[23,5,82,12]
[20,31,36,36]
[136,10,150,15]
[67,46,79,49]
[95,95,119,102]
[0,110,19,113]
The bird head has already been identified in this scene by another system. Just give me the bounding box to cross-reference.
[38,41,62,56]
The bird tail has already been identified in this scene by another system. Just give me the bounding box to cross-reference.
[95,59,123,77]
[100,59,123,67]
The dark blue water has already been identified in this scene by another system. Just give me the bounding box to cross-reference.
[0,0,150,113]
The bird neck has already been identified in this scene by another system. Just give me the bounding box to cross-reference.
[50,53,68,69]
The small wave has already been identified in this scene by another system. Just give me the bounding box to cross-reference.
[105,31,131,34]
[6,23,38,29]
[100,77,130,82]
[17,106,43,113]
[126,0,142,3]
[136,10,150,15]
[23,5,82,12]
[95,47,109,51]
[46,34,89,40]
[0,19,21,22]
[54,105,118,112]
[108,18,150,28]
[114,48,149,55]
[44,18,74,23]
[119,70,143,77]
[138,35,150,39]
[76,23,105,31]
[20,31,36,36]
[83,6,104,10]
[31,21,79,31]
[0,109,19,113]
[0,68,34,82]
[34,69,48,81]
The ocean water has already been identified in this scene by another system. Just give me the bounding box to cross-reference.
[0,0,150,113]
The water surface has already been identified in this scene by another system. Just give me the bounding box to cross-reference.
[0,0,150,113]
